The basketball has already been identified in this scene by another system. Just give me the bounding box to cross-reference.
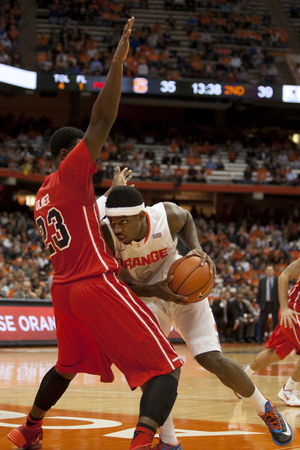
[168,255,214,303]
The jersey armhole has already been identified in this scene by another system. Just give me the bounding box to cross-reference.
[101,221,115,255]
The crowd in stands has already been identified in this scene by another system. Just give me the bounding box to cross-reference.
[0,114,53,176]
[0,0,22,67]
[1,114,300,186]
[0,210,52,300]
[0,0,289,84]
[34,0,288,84]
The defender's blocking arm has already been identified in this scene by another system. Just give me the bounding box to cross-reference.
[84,17,134,161]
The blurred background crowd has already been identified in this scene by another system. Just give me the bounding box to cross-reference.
[1,113,300,187]
[1,0,297,84]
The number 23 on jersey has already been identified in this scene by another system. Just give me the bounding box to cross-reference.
[36,208,71,256]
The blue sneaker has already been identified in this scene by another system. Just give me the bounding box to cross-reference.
[259,399,293,446]
[151,439,182,450]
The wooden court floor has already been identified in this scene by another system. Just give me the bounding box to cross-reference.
[0,343,300,450]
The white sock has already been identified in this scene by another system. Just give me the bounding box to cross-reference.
[285,377,298,391]
[158,414,177,446]
[244,363,255,376]
[247,386,267,414]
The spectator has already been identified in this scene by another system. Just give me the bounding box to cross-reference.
[34,283,46,299]
[230,52,242,69]
[243,164,253,183]
[150,162,161,181]
[256,265,279,344]
[161,164,174,181]
[236,66,250,82]
[0,275,10,297]
[231,290,257,343]
[187,164,198,182]
[90,56,103,74]
[290,2,300,18]
[11,280,38,299]
[205,156,218,170]
[212,289,239,343]
[266,63,279,84]
[139,161,150,180]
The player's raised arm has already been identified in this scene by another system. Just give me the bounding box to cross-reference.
[279,258,300,328]
[84,17,134,162]
[163,202,216,276]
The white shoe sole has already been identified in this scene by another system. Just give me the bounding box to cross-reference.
[278,392,300,407]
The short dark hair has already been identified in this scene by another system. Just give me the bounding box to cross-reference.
[106,186,144,208]
[49,127,84,158]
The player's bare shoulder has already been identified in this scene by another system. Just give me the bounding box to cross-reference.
[163,202,188,238]
[101,221,115,254]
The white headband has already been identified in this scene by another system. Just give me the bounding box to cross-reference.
[105,203,145,217]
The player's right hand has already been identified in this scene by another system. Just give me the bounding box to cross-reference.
[113,17,135,63]
[111,166,134,189]
[280,306,300,328]
[153,276,188,305]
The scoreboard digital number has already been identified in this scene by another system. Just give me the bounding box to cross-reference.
[35,73,284,102]
[190,82,274,99]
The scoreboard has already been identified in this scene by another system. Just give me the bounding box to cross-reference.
[1,63,300,103]
[36,72,283,102]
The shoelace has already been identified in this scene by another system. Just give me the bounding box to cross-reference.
[285,388,300,396]
[151,439,162,449]
[259,405,285,431]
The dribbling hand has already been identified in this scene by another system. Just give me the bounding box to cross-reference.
[186,248,216,277]
[153,276,188,305]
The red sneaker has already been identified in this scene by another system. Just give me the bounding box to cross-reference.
[7,423,43,449]
[130,446,152,450]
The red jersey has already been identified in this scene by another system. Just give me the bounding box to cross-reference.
[34,139,119,284]
[266,277,300,359]
[288,276,300,313]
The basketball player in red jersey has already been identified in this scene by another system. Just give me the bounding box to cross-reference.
[99,186,293,449]
[243,258,300,406]
[7,18,183,450]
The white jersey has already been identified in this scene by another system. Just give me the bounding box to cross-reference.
[99,197,221,358]
[104,202,179,290]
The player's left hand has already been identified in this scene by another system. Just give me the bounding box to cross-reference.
[113,16,135,64]
[280,306,300,328]
[186,249,216,277]
[111,166,134,189]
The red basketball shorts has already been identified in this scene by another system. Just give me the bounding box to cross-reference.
[51,272,183,389]
[266,312,300,359]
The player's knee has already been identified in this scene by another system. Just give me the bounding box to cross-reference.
[140,374,179,427]
[195,351,226,374]
[34,366,73,411]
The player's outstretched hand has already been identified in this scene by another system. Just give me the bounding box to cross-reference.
[111,166,134,189]
[153,276,188,305]
[186,249,216,277]
[280,306,300,328]
[113,16,135,64]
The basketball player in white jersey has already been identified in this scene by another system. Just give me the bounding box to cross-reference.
[97,186,293,450]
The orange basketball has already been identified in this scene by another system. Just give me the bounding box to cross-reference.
[168,255,214,303]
